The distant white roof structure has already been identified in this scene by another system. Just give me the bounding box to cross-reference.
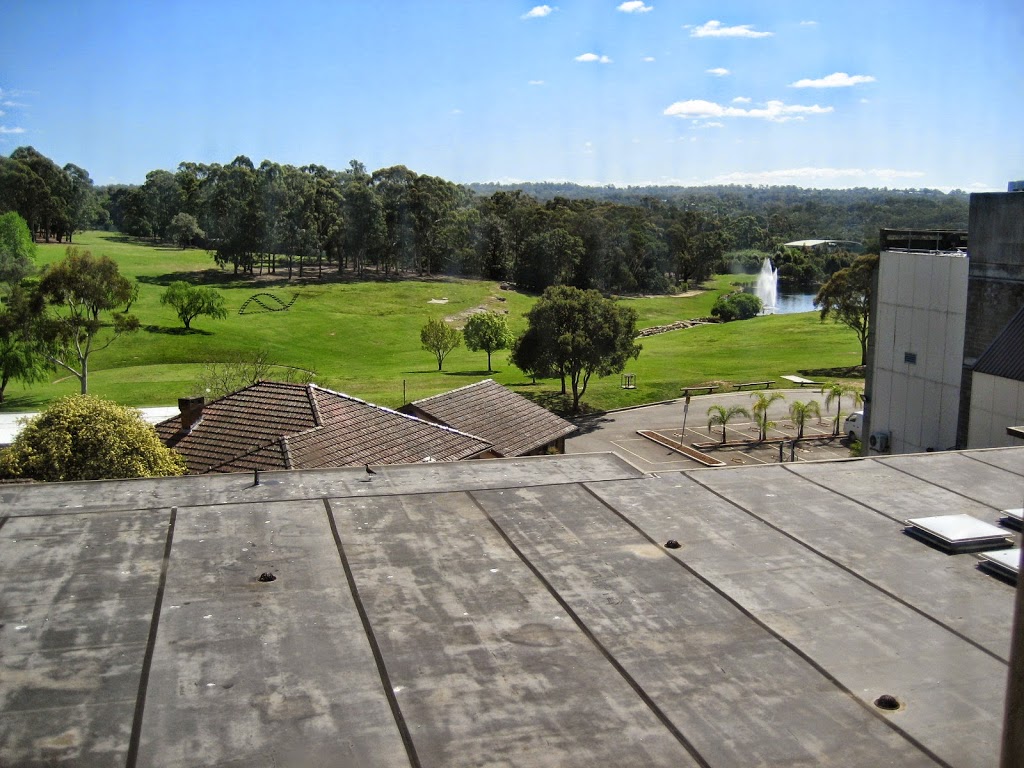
[784,239,862,248]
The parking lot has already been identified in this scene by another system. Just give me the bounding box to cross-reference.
[565,390,858,473]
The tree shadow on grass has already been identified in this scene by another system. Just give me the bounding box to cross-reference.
[143,325,213,336]
[799,365,865,379]
[443,370,493,377]
[137,271,250,288]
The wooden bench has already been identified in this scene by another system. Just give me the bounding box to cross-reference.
[781,374,822,388]
[680,385,718,398]
[734,381,774,391]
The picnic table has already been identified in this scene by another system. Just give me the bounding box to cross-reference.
[781,375,822,388]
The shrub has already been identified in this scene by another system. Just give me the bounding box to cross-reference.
[0,395,186,481]
[711,292,763,322]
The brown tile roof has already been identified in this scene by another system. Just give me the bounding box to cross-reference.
[156,381,492,474]
[404,379,577,457]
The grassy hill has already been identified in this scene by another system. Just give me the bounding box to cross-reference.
[2,232,861,413]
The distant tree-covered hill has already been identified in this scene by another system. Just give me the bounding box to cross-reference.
[1,146,969,298]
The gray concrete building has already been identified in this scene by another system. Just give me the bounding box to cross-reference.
[864,189,1024,456]
[958,189,1024,446]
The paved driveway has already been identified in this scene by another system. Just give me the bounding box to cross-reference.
[565,389,857,473]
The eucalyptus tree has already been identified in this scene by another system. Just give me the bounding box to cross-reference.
[141,169,181,240]
[814,254,879,366]
[0,211,37,289]
[32,248,139,394]
[206,157,260,274]
[707,404,751,443]
[6,146,72,242]
[372,165,418,274]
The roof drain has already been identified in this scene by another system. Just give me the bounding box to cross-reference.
[873,694,901,711]
[665,540,681,549]
[257,572,277,583]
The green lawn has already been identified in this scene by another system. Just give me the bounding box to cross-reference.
[2,232,861,413]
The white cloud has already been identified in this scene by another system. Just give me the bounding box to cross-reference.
[575,53,612,63]
[706,67,730,76]
[860,98,870,104]
[0,126,26,134]
[642,56,656,62]
[707,167,926,186]
[790,72,876,88]
[617,1,653,12]
[664,99,832,123]
[799,20,818,26]
[450,109,462,115]
[521,5,555,19]
[688,20,772,38]
[731,96,751,103]
[528,80,545,86]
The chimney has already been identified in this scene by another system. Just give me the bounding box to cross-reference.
[178,396,205,432]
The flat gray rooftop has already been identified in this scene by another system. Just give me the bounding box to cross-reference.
[1,449,1020,767]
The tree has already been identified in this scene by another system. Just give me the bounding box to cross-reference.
[711,292,762,321]
[0,288,52,403]
[750,391,785,441]
[160,281,228,329]
[420,318,461,371]
[820,381,863,435]
[513,285,641,411]
[0,395,186,481]
[788,399,821,440]
[0,211,37,289]
[167,212,205,248]
[814,253,879,365]
[33,248,139,394]
[196,349,316,399]
[706,404,750,443]
[463,312,513,372]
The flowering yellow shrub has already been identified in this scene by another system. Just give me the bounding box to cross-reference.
[0,395,186,481]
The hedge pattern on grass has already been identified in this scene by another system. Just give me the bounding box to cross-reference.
[238,293,298,314]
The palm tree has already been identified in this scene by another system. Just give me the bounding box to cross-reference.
[750,391,785,441]
[788,400,821,440]
[707,404,750,443]
[820,381,864,435]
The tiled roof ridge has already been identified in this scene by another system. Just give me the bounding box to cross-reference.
[411,378,496,405]
[280,435,295,470]
[307,382,494,445]
[306,384,324,427]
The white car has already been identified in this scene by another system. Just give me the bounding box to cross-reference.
[844,410,864,441]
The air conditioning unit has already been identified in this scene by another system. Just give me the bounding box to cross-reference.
[869,430,890,452]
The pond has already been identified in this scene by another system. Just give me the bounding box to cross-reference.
[770,292,818,314]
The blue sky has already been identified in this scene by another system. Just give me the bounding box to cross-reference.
[2,1,1021,190]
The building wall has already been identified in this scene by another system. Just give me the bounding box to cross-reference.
[957,191,1024,445]
[868,250,968,454]
[967,372,1024,449]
